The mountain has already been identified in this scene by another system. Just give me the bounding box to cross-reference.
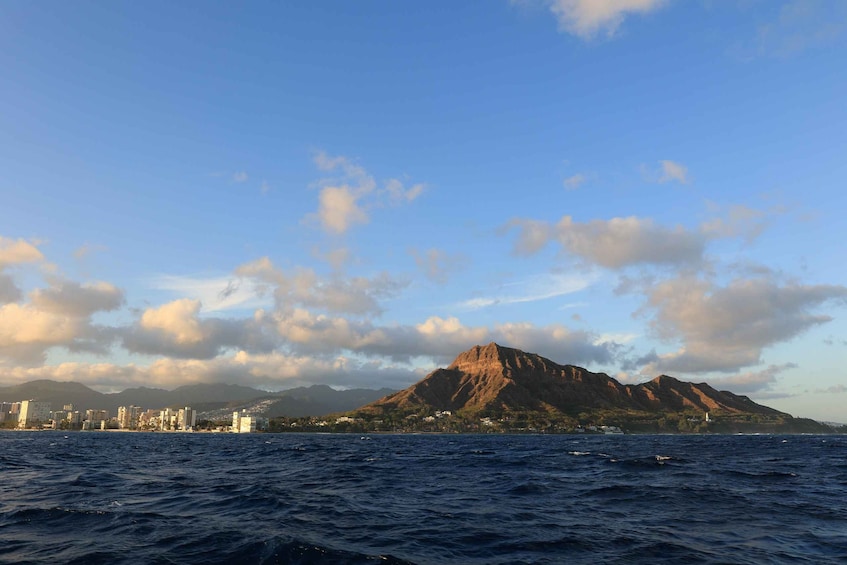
[269,385,396,417]
[361,342,788,418]
[0,380,110,413]
[0,380,394,418]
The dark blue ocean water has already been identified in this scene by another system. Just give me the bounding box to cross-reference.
[1,432,845,564]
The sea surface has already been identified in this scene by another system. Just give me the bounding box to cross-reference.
[1,432,845,564]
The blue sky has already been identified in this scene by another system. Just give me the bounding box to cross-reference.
[1,0,846,420]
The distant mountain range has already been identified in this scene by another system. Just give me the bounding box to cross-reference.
[2,343,833,433]
[0,380,394,419]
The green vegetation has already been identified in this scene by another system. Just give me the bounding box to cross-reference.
[266,407,838,434]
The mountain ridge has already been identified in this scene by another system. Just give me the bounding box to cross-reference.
[361,342,788,417]
[0,380,393,418]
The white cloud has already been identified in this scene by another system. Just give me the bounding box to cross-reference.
[385,178,425,203]
[509,219,554,255]
[30,280,123,317]
[150,274,271,313]
[123,299,276,360]
[658,160,689,184]
[317,185,369,234]
[0,278,123,366]
[563,173,586,190]
[547,0,668,39]
[73,243,108,260]
[0,237,43,267]
[232,171,249,183]
[0,352,424,391]
[140,299,205,345]
[264,307,620,368]
[509,216,707,268]
[306,152,424,235]
[639,275,847,374]
[699,204,767,241]
[236,257,407,316]
[459,272,595,309]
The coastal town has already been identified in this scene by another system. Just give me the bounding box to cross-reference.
[0,399,266,433]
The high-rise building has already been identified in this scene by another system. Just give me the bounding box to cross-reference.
[17,400,52,428]
[177,407,197,431]
[160,408,177,430]
[117,405,142,430]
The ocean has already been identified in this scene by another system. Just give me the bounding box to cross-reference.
[1,432,845,564]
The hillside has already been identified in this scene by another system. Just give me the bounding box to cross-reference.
[362,342,787,418]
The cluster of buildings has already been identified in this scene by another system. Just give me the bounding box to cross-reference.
[0,400,199,432]
[1,398,268,433]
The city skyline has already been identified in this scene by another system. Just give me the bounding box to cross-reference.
[1,1,846,420]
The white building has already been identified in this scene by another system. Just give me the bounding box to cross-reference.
[117,405,142,430]
[18,400,52,428]
[232,410,265,433]
[177,407,197,431]
[160,408,177,430]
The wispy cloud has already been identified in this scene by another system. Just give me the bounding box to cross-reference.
[73,243,107,259]
[458,272,596,310]
[658,160,689,184]
[410,248,466,284]
[563,173,586,190]
[732,0,847,60]
[232,171,249,183]
[149,274,271,313]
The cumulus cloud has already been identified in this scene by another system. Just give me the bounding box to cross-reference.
[0,237,43,267]
[236,257,407,316]
[547,0,668,39]
[266,308,619,368]
[30,280,123,317]
[0,352,426,391]
[123,299,276,360]
[0,279,124,366]
[638,275,847,374]
[317,186,369,234]
[140,299,205,344]
[0,275,21,305]
[307,152,424,235]
[509,216,707,268]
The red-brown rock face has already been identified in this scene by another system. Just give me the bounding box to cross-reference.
[362,343,786,417]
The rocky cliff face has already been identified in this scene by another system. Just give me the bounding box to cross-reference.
[363,342,786,417]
